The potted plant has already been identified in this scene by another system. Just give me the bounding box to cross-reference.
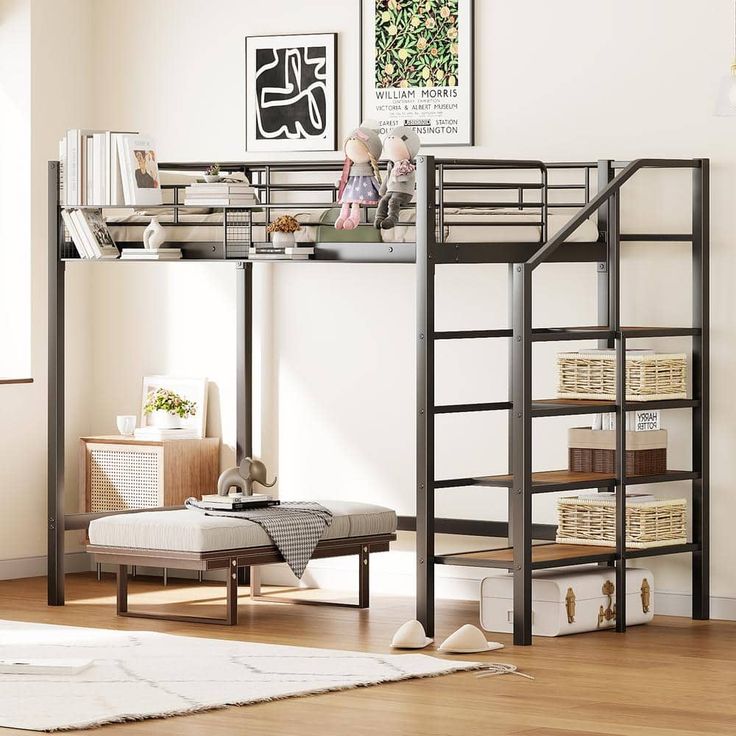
[267,215,301,247]
[143,388,197,429]
[203,163,221,183]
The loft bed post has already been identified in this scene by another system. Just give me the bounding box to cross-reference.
[692,158,710,619]
[511,262,533,645]
[596,161,614,346]
[236,262,253,462]
[415,154,436,636]
[48,161,65,605]
[507,264,515,546]
[236,261,254,587]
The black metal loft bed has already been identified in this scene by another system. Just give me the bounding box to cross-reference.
[47,156,709,646]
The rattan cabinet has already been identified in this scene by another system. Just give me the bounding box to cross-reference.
[79,436,220,513]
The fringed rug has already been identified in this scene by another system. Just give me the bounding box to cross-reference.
[0,620,481,731]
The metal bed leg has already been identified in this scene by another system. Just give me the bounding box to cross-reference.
[163,568,168,586]
[415,155,436,637]
[692,159,710,619]
[96,563,102,581]
[511,264,533,646]
[358,545,370,609]
[116,565,128,615]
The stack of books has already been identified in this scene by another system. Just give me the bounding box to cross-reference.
[247,244,314,261]
[194,494,280,511]
[134,426,199,440]
[120,248,182,261]
[59,129,148,206]
[183,182,258,207]
[591,409,661,431]
[61,208,119,259]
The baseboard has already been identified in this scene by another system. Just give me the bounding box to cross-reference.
[0,551,90,581]
[260,562,736,621]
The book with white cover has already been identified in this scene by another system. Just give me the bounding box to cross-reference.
[0,658,93,675]
[72,209,119,259]
[121,248,181,260]
[61,209,91,258]
[109,131,138,205]
[117,134,163,206]
[134,426,200,440]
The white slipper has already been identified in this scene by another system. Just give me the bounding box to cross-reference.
[438,624,505,654]
[391,620,433,649]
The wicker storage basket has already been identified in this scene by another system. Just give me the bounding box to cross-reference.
[556,496,687,548]
[568,427,667,475]
[557,352,687,401]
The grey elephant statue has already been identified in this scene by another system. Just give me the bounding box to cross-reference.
[217,457,277,497]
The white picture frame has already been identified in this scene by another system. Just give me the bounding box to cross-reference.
[140,376,208,438]
[245,33,338,152]
[117,134,164,206]
[360,0,475,146]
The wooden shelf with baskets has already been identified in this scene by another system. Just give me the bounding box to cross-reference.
[435,541,701,571]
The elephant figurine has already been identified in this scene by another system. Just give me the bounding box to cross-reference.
[217,457,277,496]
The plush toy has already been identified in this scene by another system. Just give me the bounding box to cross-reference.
[374,126,421,230]
[335,122,383,230]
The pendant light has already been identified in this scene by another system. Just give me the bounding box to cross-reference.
[715,0,736,115]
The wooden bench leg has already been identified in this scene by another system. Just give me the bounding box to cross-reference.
[116,565,128,614]
[358,544,370,609]
[251,546,371,608]
[115,558,239,625]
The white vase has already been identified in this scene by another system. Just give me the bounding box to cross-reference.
[272,231,295,247]
[143,217,167,250]
[149,410,181,429]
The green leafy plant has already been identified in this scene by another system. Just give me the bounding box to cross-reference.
[205,163,221,176]
[374,0,459,89]
[143,388,197,418]
[267,215,302,234]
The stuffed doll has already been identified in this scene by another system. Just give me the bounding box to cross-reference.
[374,126,421,230]
[335,123,383,230]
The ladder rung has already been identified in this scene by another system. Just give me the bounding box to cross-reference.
[434,329,511,340]
[435,402,511,414]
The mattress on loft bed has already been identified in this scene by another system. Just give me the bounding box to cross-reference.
[106,207,599,245]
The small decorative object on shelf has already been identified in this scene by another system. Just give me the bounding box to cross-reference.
[557,349,687,401]
[143,387,197,429]
[138,376,208,437]
[335,121,383,230]
[568,426,667,475]
[143,216,167,250]
[203,163,221,183]
[217,457,277,497]
[115,415,136,437]
[374,126,421,230]
[267,215,301,247]
[556,495,687,548]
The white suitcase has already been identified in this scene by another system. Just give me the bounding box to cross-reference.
[480,566,653,637]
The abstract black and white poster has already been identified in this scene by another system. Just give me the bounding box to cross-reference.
[246,33,337,152]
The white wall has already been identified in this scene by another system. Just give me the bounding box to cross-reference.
[8,0,735,610]
[0,0,94,572]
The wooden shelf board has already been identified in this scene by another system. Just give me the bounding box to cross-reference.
[436,468,699,492]
[436,541,701,570]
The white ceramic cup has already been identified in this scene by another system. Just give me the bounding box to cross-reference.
[116,415,136,437]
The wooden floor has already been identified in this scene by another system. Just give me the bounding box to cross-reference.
[1,572,735,736]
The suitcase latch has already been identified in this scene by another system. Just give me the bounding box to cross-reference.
[598,580,616,627]
[641,578,651,613]
[565,587,576,624]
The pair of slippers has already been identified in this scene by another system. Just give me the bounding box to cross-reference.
[391,621,504,654]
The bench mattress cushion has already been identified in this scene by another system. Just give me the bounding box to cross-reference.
[88,500,397,553]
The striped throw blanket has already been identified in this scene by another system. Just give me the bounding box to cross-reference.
[185,500,333,578]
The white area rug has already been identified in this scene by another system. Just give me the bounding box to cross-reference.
[0,620,481,731]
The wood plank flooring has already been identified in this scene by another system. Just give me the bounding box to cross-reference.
[0,573,734,736]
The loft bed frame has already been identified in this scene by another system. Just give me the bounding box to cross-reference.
[47,155,709,645]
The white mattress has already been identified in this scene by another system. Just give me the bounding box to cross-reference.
[107,208,599,245]
[88,500,397,553]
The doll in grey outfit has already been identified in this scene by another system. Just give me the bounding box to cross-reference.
[374,126,421,230]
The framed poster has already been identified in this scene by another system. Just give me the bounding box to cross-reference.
[360,0,474,146]
[245,33,338,152]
